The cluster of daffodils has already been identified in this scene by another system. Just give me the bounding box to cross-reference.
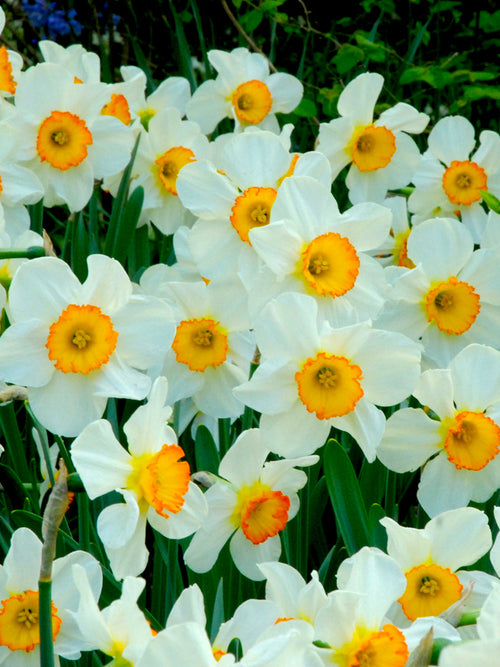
[0,5,498,664]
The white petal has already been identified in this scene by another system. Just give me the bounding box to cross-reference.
[71,419,131,498]
[230,530,281,580]
[428,116,476,164]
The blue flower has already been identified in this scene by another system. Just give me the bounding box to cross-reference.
[22,0,83,40]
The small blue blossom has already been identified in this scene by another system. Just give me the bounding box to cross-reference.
[22,0,83,40]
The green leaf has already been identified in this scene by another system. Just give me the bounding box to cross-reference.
[333,45,364,75]
[354,31,387,63]
[463,85,500,102]
[112,186,144,266]
[292,98,317,118]
[481,190,500,213]
[240,9,263,33]
[399,65,455,88]
[368,504,387,550]
[323,439,370,555]
[195,425,220,475]
[103,134,141,258]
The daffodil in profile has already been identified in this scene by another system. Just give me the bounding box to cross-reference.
[0,254,173,436]
[185,46,303,134]
[316,71,429,204]
[71,376,207,580]
[378,344,500,517]
[183,427,318,581]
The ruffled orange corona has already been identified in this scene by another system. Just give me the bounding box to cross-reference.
[172,317,228,372]
[36,110,93,170]
[295,352,364,419]
[46,304,118,374]
[230,186,277,243]
[349,124,396,172]
[424,277,480,335]
[336,624,409,667]
[127,444,191,517]
[0,590,62,653]
[399,563,462,621]
[299,233,360,297]
[442,411,500,471]
[0,46,16,95]
[101,94,132,125]
[231,80,273,124]
[442,160,487,206]
[155,146,196,196]
[233,481,290,545]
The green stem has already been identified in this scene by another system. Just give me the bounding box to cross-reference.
[0,247,45,259]
[38,579,55,667]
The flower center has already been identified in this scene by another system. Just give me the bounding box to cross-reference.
[232,481,290,545]
[231,80,273,124]
[295,352,364,419]
[441,411,500,471]
[37,110,93,170]
[155,146,196,196]
[333,624,408,667]
[127,444,191,517]
[172,317,228,372]
[349,124,396,172]
[442,160,487,206]
[101,94,132,125]
[424,277,480,335]
[298,232,360,297]
[0,46,16,95]
[399,563,462,621]
[230,186,277,244]
[46,304,118,374]
[0,590,62,653]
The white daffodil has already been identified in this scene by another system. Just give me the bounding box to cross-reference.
[375,216,500,367]
[380,508,493,626]
[0,254,173,436]
[176,129,331,282]
[0,527,102,664]
[0,8,23,103]
[313,548,410,666]
[316,71,429,204]
[128,106,210,234]
[247,175,392,326]
[257,561,328,629]
[378,344,500,517]
[118,65,191,127]
[183,427,318,580]
[234,292,421,461]
[185,46,303,134]
[69,564,155,664]
[153,277,255,420]
[71,376,207,580]
[9,62,133,211]
[408,115,500,242]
